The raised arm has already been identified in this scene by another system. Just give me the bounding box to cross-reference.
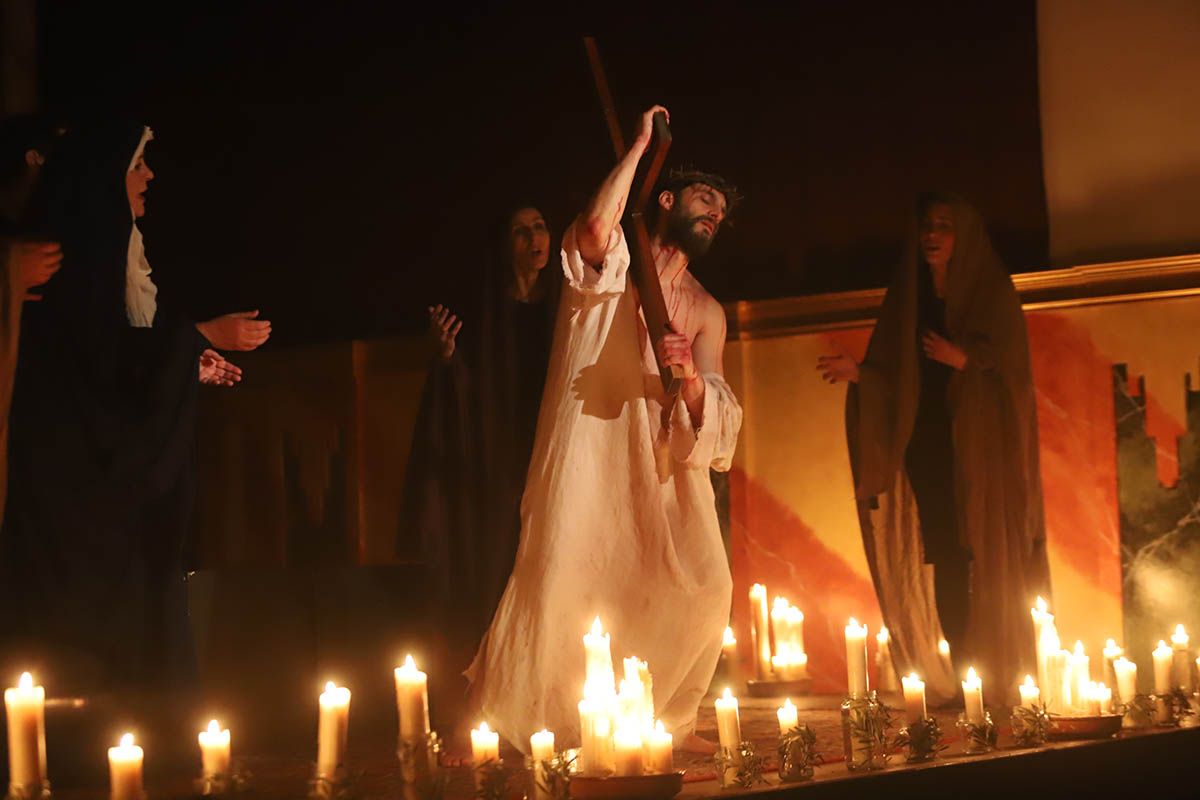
[575,105,669,266]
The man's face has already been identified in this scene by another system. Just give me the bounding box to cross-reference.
[919,202,955,270]
[663,183,728,260]
[126,153,154,218]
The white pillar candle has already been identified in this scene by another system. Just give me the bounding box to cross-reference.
[1097,684,1114,715]
[584,617,615,691]
[1084,682,1102,716]
[611,726,643,777]
[4,672,47,788]
[876,627,899,692]
[1152,640,1173,695]
[198,719,231,779]
[962,667,985,725]
[786,606,806,656]
[749,584,771,680]
[394,655,430,743]
[1102,639,1123,690]
[1019,675,1041,710]
[1046,647,1068,713]
[1170,624,1193,692]
[317,682,351,779]
[646,721,673,774]
[771,597,790,671]
[1037,621,1059,702]
[530,729,555,800]
[901,673,927,724]
[577,698,605,775]
[1071,641,1091,712]
[108,733,144,800]
[845,619,869,699]
[714,688,742,756]
[776,698,799,736]
[470,722,500,764]
[1113,657,1138,704]
[722,626,737,660]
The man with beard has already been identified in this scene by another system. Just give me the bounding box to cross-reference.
[467,106,743,754]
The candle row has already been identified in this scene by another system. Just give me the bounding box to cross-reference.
[748,584,810,681]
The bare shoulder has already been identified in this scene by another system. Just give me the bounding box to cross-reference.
[685,273,726,336]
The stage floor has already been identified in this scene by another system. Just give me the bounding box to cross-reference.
[36,690,1200,799]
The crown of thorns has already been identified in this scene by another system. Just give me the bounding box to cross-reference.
[656,166,742,219]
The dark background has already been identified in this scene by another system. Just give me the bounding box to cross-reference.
[34,0,1049,346]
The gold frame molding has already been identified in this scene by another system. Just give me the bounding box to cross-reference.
[725,253,1200,340]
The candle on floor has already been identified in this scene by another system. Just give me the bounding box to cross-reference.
[317,681,351,779]
[962,667,985,725]
[108,733,144,800]
[1102,639,1123,690]
[470,722,500,764]
[646,721,673,774]
[1070,641,1091,712]
[845,619,869,699]
[722,626,737,660]
[1152,640,1173,695]
[394,655,430,743]
[4,672,47,789]
[1019,675,1040,710]
[1170,624,1193,692]
[771,597,790,669]
[198,719,231,779]
[584,617,615,690]
[577,697,604,775]
[1041,630,1063,712]
[776,698,799,736]
[876,627,899,692]
[714,688,742,756]
[1037,620,1059,702]
[1113,657,1138,705]
[901,673,927,724]
[530,729,555,800]
[611,726,643,776]
[749,585,772,680]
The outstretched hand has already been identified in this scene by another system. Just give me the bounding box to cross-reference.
[428,304,462,361]
[817,341,860,384]
[199,349,242,386]
[197,310,271,351]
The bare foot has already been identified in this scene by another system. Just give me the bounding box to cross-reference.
[680,733,718,755]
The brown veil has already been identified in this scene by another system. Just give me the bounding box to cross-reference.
[847,194,1050,704]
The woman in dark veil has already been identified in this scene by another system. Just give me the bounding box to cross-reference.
[399,203,561,682]
[1,121,261,692]
[820,192,1050,706]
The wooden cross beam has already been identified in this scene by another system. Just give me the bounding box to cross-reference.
[583,37,684,397]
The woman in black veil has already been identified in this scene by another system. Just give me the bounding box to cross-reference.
[1,121,264,692]
[400,203,561,684]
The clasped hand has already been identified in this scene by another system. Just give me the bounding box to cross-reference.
[922,330,968,370]
[655,330,698,381]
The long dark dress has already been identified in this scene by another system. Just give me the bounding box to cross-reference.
[0,123,205,692]
[398,256,560,675]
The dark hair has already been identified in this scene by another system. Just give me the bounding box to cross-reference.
[492,202,557,304]
[916,190,961,220]
[655,166,742,222]
[0,114,63,186]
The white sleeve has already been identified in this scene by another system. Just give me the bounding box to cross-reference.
[560,221,630,296]
[668,373,743,472]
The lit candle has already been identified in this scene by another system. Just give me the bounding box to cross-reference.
[1097,684,1114,715]
[317,681,351,779]
[1057,649,1075,712]
[771,644,809,681]
[198,719,231,779]
[530,729,555,800]
[611,726,643,776]
[962,667,985,725]
[938,638,951,662]
[584,617,615,691]
[845,618,869,698]
[577,696,607,775]
[108,733,144,800]
[722,626,737,660]
[776,698,799,736]
[470,721,500,764]
[786,606,806,657]
[901,673,927,724]
[1152,640,1173,695]
[1171,625,1193,692]
[1082,682,1102,716]
[1037,620,1059,703]
[394,655,430,743]
[1019,675,1040,710]
[1071,641,1091,712]
[714,689,741,781]
[646,721,673,774]
[749,585,772,680]
[876,627,899,692]
[1113,657,1138,705]
[1102,639,1123,690]
[771,597,790,671]
[4,672,47,789]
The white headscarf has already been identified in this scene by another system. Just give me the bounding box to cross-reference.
[125,126,158,328]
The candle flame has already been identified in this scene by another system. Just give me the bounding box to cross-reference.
[1036,596,1047,613]
[966,667,978,682]
[750,583,765,595]
[938,639,951,656]
[722,687,733,700]
[907,672,921,681]
[782,697,796,711]
[590,617,603,636]
[1074,640,1085,656]
[877,626,889,643]
[723,626,736,646]
[17,672,32,690]
[848,617,859,627]
[1105,638,1117,649]
[655,719,666,733]
[478,721,491,733]
[404,654,416,670]
[324,681,337,692]
[1023,674,1035,688]
[120,733,134,747]
[1155,640,1171,654]
[208,719,221,734]
[1172,624,1188,643]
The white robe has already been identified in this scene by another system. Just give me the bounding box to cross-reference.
[466,223,742,752]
